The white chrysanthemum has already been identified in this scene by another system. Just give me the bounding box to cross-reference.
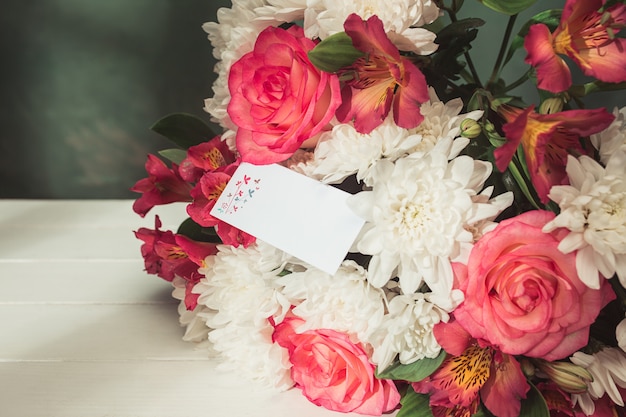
[297,117,424,185]
[571,348,626,415]
[347,152,498,310]
[278,260,386,343]
[590,106,626,165]
[194,241,294,390]
[171,276,212,346]
[203,323,293,390]
[370,292,448,371]
[296,90,482,186]
[304,0,440,54]
[543,153,626,289]
[408,88,483,155]
[618,317,626,353]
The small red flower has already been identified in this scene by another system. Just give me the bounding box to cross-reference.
[174,235,218,310]
[178,136,237,183]
[186,165,255,248]
[134,216,184,282]
[131,154,192,217]
[413,320,530,417]
[134,216,218,310]
[524,0,626,93]
[494,105,614,203]
[336,14,429,133]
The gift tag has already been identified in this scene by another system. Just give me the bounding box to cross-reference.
[211,162,365,275]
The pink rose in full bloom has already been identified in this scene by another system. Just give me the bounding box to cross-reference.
[227,25,341,165]
[452,210,615,361]
[273,317,400,415]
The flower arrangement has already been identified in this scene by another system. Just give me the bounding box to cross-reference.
[131,1,626,416]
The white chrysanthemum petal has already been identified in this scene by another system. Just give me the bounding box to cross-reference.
[618,317,626,353]
[388,28,438,54]
[171,277,212,345]
[347,190,378,221]
[576,246,602,290]
[357,224,386,254]
[565,154,588,189]
[368,251,400,287]
[591,106,626,164]
[557,232,585,253]
[448,156,474,188]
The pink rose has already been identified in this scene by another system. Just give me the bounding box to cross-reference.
[452,210,615,361]
[227,25,341,165]
[273,317,400,415]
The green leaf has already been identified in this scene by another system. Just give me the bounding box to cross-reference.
[507,156,541,210]
[177,217,223,243]
[397,387,434,417]
[436,18,485,46]
[376,350,446,382]
[307,32,365,73]
[504,9,562,65]
[519,382,550,417]
[151,113,217,149]
[476,0,538,15]
[158,148,188,165]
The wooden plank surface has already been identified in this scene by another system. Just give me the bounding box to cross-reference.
[0,200,371,417]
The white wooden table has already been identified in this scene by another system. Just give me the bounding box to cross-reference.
[0,200,371,417]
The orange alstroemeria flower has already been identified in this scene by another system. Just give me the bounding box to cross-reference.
[493,105,614,203]
[524,0,626,93]
[336,13,429,134]
[413,320,529,417]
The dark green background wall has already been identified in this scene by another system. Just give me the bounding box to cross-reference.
[1,1,618,199]
[0,0,229,198]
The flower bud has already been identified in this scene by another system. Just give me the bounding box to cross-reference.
[536,360,593,394]
[460,119,481,138]
[539,97,564,114]
[519,358,536,378]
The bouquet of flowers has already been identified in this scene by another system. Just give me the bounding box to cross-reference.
[131,0,626,416]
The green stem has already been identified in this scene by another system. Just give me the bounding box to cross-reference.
[487,14,518,89]
[445,6,483,87]
[503,69,533,93]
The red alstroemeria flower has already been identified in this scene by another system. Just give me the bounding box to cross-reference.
[524,0,626,93]
[494,105,614,203]
[174,235,218,310]
[413,320,529,417]
[135,215,187,282]
[186,164,255,248]
[135,217,218,310]
[178,136,237,183]
[336,13,429,134]
[131,154,193,217]
[536,382,579,417]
